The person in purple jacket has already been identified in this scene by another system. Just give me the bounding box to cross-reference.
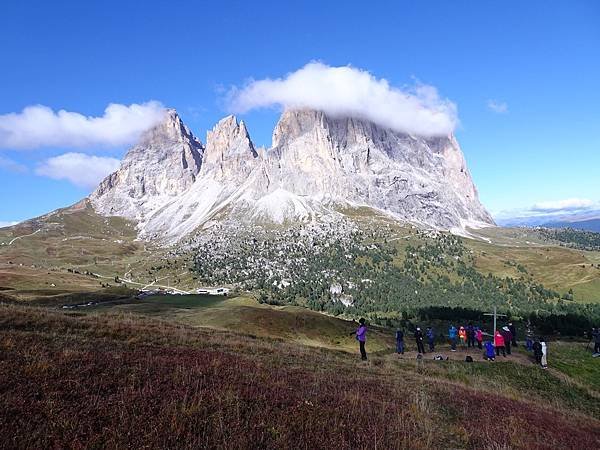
[351,318,368,360]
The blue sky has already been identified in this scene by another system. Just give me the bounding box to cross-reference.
[1,0,599,225]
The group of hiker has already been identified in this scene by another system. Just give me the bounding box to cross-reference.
[354,319,550,369]
[446,323,486,351]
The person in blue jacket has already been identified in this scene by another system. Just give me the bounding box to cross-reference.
[395,328,405,355]
[426,326,435,352]
[448,325,458,351]
[484,340,495,361]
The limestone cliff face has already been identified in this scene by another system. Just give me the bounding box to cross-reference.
[90,109,203,221]
[200,115,258,182]
[90,107,493,241]
[262,109,492,228]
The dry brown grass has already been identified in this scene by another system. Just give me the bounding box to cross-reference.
[1,304,599,449]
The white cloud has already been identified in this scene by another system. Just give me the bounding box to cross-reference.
[226,62,458,137]
[35,152,120,189]
[0,155,27,173]
[0,221,19,228]
[531,198,594,213]
[0,101,166,150]
[487,99,508,114]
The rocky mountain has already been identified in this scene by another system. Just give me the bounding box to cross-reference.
[90,109,203,222]
[90,108,494,242]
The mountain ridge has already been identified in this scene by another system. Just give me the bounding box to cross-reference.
[90,108,494,242]
[497,210,600,232]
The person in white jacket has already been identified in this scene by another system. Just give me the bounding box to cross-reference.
[540,339,548,369]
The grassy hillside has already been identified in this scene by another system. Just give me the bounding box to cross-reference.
[465,227,600,302]
[0,201,200,296]
[2,204,600,340]
[1,303,598,449]
[86,294,394,353]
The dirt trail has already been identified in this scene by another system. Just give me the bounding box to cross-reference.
[7,229,41,245]
[378,344,537,365]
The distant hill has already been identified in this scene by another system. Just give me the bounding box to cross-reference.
[497,210,600,232]
[543,218,600,232]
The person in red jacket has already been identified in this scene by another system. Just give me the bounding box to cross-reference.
[494,330,506,357]
[475,328,483,349]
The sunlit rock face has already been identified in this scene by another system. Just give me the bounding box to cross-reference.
[91,108,493,242]
[90,109,204,222]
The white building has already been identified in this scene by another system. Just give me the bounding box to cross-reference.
[196,287,230,296]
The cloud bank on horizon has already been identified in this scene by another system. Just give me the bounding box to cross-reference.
[0,101,166,150]
[227,62,458,137]
[531,198,594,213]
[494,197,600,222]
[36,153,120,189]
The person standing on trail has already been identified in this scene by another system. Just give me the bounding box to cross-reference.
[484,340,495,361]
[592,327,600,354]
[395,328,405,355]
[532,337,543,365]
[525,323,534,352]
[540,338,548,369]
[475,327,483,349]
[501,326,513,355]
[494,330,506,357]
[414,327,425,354]
[449,325,458,351]
[426,326,435,352]
[459,326,467,347]
[508,322,517,347]
[466,322,475,348]
[352,318,368,361]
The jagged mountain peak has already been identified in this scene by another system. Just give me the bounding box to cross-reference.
[135,108,199,147]
[90,108,204,221]
[271,108,418,160]
[207,114,255,152]
[201,114,258,180]
[272,109,323,148]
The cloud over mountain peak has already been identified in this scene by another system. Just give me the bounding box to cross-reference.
[226,62,457,137]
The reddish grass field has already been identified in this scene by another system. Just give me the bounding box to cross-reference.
[1,305,599,449]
